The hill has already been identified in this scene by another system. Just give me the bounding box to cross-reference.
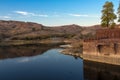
[0,20,101,41]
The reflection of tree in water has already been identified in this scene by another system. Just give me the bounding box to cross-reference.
[84,60,120,80]
[0,43,62,59]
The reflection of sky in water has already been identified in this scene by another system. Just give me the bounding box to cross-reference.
[0,48,83,80]
[18,49,64,63]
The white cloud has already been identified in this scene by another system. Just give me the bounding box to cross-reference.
[68,13,101,18]
[14,11,48,17]
[0,16,11,19]
[14,11,30,15]
[69,14,88,17]
[32,14,48,17]
[38,14,48,17]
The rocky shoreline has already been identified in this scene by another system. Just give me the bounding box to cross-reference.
[60,41,83,58]
[60,49,83,58]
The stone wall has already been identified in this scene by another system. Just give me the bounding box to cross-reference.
[83,42,120,55]
[83,28,120,65]
[116,43,120,55]
[83,54,120,65]
[96,28,120,39]
[83,42,120,65]
[83,42,97,55]
[98,43,115,55]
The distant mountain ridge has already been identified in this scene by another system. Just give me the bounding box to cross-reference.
[0,20,102,40]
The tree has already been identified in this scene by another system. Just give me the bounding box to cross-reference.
[117,2,120,22]
[101,1,116,28]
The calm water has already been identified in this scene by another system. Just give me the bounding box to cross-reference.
[0,44,120,80]
[0,45,83,80]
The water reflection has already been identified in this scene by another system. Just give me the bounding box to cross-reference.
[1,43,119,80]
[0,44,83,80]
[0,43,61,59]
[84,60,120,80]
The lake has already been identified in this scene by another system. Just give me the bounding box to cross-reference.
[0,44,120,80]
[0,44,83,80]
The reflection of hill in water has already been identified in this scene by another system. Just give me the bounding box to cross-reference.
[84,60,120,80]
[0,44,60,59]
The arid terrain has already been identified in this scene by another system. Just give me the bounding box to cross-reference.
[0,20,102,41]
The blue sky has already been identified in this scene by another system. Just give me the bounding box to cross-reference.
[0,0,119,26]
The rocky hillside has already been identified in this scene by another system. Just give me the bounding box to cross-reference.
[0,20,101,40]
[0,20,43,40]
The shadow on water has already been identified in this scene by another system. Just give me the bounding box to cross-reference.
[0,43,65,60]
[84,60,120,80]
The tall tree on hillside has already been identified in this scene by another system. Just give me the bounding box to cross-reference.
[117,1,120,22]
[101,1,116,28]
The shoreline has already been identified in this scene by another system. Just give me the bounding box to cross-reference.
[59,49,83,58]
[59,40,83,58]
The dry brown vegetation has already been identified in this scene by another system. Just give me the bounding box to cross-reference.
[0,20,84,40]
[0,20,104,41]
